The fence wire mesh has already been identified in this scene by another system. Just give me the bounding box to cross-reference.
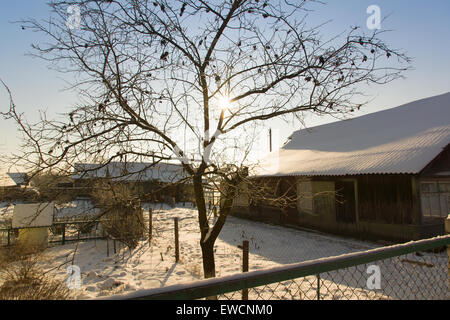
[217,249,448,300]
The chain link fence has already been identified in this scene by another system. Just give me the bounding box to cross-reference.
[219,249,448,300]
[108,235,449,300]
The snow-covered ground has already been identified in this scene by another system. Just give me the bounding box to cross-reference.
[22,203,447,300]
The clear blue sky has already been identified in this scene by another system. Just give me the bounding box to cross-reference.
[1,1,450,169]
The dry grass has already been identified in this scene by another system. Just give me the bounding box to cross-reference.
[0,244,71,300]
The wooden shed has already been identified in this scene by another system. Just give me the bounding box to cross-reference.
[12,203,55,249]
[232,93,450,242]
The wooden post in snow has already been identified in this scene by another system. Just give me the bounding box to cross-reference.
[242,240,249,300]
[446,215,450,289]
[148,208,153,245]
[62,224,66,245]
[174,217,180,263]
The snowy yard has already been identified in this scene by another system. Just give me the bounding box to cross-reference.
[10,203,442,300]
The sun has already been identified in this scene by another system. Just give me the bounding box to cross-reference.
[218,95,232,111]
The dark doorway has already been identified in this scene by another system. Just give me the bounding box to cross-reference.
[278,179,298,225]
[335,180,356,223]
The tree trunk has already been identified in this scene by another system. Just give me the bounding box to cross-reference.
[201,240,216,279]
[192,170,243,287]
[192,174,216,279]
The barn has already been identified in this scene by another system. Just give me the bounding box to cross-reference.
[232,92,450,242]
[72,162,194,202]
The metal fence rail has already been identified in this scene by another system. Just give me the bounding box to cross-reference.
[0,228,14,246]
[49,221,106,244]
[0,220,106,247]
[106,235,450,300]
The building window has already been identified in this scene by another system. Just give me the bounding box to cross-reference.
[297,180,335,215]
[297,180,314,213]
[420,181,450,218]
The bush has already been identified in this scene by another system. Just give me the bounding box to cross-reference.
[74,222,96,235]
[49,224,65,235]
[0,245,71,300]
[100,207,146,250]
[0,187,39,202]
[92,182,146,250]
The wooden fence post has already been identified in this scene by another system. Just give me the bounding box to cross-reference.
[174,217,180,263]
[106,238,110,257]
[242,240,249,300]
[148,208,153,245]
[114,239,117,254]
[7,228,11,246]
[62,224,66,245]
[446,215,450,289]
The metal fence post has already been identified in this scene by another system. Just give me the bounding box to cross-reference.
[317,274,321,300]
[7,228,11,246]
[174,217,179,263]
[242,240,249,300]
[446,215,450,289]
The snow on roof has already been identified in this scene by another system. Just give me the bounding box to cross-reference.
[54,200,100,222]
[12,203,54,228]
[73,162,187,183]
[0,171,16,187]
[257,92,450,177]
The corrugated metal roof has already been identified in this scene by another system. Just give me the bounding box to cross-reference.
[73,162,187,183]
[7,172,28,186]
[256,92,450,177]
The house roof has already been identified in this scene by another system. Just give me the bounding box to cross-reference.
[7,172,28,186]
[256,92,450,177]
[73,162,187,183]
[12,203,54,228]
[0,171,16,187]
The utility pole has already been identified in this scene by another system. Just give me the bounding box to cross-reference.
[269,128,272,153]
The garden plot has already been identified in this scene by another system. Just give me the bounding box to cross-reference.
[33,204,447,300]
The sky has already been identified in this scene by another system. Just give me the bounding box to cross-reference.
[1,1,450,171]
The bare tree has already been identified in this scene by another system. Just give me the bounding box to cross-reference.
[1,0,410,279]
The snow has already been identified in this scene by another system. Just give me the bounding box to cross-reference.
[54,200,101,222]
[257,92,450,177]
[26,204,447,300]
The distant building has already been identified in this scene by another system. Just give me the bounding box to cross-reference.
[7,172,29,187]
[233,93,450,242]
[0,171,16,189]
[72,162,194,202]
